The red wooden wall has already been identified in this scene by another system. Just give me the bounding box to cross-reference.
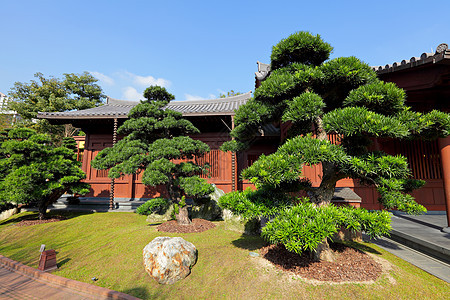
[81,133,235,199]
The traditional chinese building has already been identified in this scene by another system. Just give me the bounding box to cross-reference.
[38,92,279,203]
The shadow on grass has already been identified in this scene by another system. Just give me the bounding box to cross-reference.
[57,258,71,268]
[344,240,383,255]
[122,286,163,299]
[0,210,95,226]
[232,234,267,251]
[147,222,163,227]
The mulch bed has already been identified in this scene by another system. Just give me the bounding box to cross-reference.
[15,216,67,227]
[260,243,382,282]
[157,218,216,233]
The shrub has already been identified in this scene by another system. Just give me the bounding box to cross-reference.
[262,203,391,255]
[136,198,170,215]
[218,187,295,219]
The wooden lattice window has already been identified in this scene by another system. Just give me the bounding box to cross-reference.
[96,169,109,178]
[393,139,441,180]
[196,150,220,178]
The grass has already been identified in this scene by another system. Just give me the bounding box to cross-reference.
[0,211,449,299]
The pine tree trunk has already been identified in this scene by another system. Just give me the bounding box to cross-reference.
[176,205,191,225]
[313,239,335,262]
[38,201,48,220]
[38,190,64,220]
[312,116,337,262]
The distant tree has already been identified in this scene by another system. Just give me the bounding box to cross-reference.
[91,86,214,225]
[219,90,242,98]
[220,31,450,261]
[0,128,90,219]
[0,115,14,130]
[7,72,105,144]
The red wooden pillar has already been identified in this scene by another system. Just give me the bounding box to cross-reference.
[110,118,118,210]
[231,116,236,191]
[438,136,450,231]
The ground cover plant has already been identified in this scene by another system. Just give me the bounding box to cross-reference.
[0,212,448,299]
[220,31,450,261]
[91,86,214,225]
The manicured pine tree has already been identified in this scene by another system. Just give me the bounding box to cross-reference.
[91,86,213,225]
[0,128,90,220]
[220,32,450,261]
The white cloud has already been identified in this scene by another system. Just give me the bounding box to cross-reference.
[123,87,142,101]
[208,94,217,99]
[124,71,171,88]
[89,71,115,86]
[184,94,206,101]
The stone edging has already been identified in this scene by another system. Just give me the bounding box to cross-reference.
[0,255,140,300]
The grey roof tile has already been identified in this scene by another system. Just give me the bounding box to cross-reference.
[372,43,449,74]
[37,92,252,120]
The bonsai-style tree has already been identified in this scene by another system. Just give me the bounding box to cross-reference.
[91,86,214,225]
[220,32,450,261]
[0,128,90,219]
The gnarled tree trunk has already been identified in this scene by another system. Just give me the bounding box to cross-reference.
[38,190,64,220]
[176,205,191,225]
[167,178,192,225]
[311,116,339,262]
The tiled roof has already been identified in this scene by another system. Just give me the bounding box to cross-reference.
[372,43,449,74]
[37,92,252,120]
[255,43,450,80]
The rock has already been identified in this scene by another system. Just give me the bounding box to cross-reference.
[143,237,197,284]
[222,209,261,235]
[190,184,224,221]
[332,226,362,242]
[0,207,19,222]
[146,205,174,224]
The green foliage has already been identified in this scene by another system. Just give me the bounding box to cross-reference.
[218,187,295,219]
[262,203,391,255]
[143,85,175,102]
[323,107,409,138]
[220,139,250,152]
[135,198,170,215]
[344,152,426,214]
[344,81,406,115]
[397,109,450,139]
[270,31,333,70]
[219,90,242,98]
[241,153,305,188]
[179,177,214,198]
[7,72,104,142]
[316,57,378,109]
[282,92,325,123]
[173,196,186,215]
[92,86,213,208]
[0,128,89,218]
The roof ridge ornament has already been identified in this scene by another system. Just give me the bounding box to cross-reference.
[436,43,448,54]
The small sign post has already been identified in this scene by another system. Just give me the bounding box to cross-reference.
[38,246,58,272]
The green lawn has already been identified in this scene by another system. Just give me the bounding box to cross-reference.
[0,211,448,299]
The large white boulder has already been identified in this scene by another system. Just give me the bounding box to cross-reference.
[143,237,197,284]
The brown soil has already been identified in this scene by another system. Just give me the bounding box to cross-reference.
[260,243,382,282]
[16,216,67,227]
[157,218,216,233]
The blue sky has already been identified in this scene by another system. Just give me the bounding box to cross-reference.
[1,1,449,102]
